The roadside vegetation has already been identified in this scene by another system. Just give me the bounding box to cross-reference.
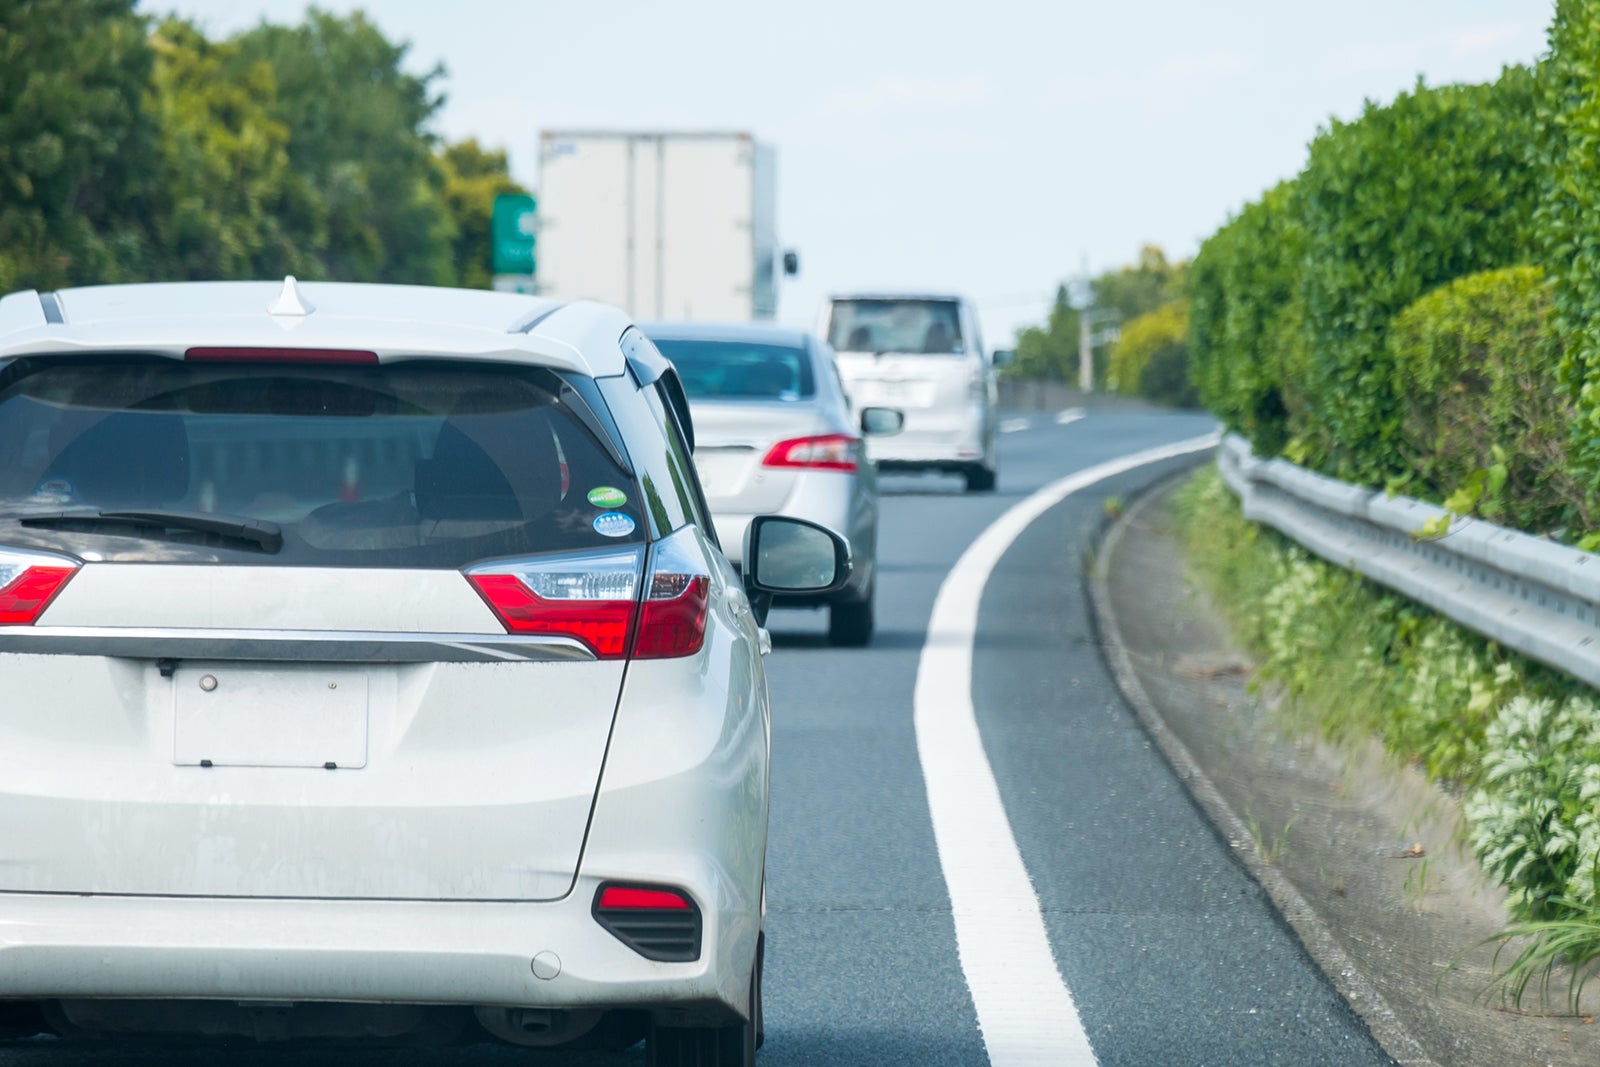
[0,1,523,293]
[1008,245,1197,408]
[1175,0,1600,1005]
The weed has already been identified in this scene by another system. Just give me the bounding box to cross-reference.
[1479,900,1600,1014]
[1403,857,1435,912]
[1246,812,1296,866]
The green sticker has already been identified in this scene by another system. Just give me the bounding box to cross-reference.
[587,486,628,509]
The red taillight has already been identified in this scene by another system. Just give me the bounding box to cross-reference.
[0,565,77,625]
[185,347,379,364]
[634,575,709,659]
[762,433,859,473]
[466,531,710,661]
[468,573,637,658]
[598,886,692,910]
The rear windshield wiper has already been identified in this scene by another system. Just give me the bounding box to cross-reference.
[19,509,284,554]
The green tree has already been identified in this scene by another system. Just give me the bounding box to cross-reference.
[0,0,160,291]
[227,8,454,284]
[1094,245,1187,324]
[144,17,315,280]
[1108,299,1196,407]
[438,139,527,289]
[1010,284,1079,380]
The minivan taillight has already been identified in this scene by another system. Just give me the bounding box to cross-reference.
[762,433,859,473]
[466,530,713,661]
[635,530,711,659]
[0,550,80,626]
[467,547,643,659]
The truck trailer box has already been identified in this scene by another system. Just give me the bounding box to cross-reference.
[536,130,782,321]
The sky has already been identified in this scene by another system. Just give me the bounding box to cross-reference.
[140,0,1552,346]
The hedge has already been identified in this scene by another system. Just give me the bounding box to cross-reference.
[1387,266,1588,535]
[1295,67,1541,484]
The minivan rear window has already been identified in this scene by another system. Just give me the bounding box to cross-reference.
[0,359,643,567]
[652,340,816,401]
[826,299,964,355]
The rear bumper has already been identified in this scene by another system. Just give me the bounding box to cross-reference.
[0,621,768,1028]
[865,405,988,468]
[0,877,735,1023]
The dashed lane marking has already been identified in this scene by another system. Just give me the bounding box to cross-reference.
[1055,407,1086,426]
[999,417,1031,434]
[913,431,1220,1066]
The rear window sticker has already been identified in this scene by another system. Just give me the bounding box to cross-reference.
[32,478,75,503]
[593,512,636,538]
[587,486,628,509]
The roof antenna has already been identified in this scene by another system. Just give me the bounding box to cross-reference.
[268,276,315,317]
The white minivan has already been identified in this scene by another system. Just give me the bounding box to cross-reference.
[818,293,998,492]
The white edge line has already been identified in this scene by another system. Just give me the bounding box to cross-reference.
[913,431,1220,1066]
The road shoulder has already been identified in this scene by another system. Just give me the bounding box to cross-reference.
[1090,470,1600,1067]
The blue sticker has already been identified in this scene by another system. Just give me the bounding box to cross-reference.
[32,478,75,503]
[593,512,636,538]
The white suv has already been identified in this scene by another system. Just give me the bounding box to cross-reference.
[819,293,999,491]
[0,278,847,1063]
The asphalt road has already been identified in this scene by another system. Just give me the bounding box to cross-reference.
[0,407,1395,1067]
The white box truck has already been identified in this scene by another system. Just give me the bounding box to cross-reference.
[535,130,792,321]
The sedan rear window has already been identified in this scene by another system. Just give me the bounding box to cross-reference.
[652,340,816,400]
[826,299,964,355]
[0,359,643,567]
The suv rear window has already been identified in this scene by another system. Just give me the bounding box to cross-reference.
[0,359,643,567]
[652,339,816,400]
[826,299,964,355]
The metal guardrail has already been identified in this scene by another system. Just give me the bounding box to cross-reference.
[1217,433,1600,690]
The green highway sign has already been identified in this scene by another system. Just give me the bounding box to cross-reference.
[491,193,537,275]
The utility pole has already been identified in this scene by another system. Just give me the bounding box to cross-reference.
[1067,259,1101,393]
[1078,308,1094,393]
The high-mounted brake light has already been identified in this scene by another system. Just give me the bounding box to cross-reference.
[761,433,859,473]
[0,550,80,626]
[185,347,379,364]
[467,547,643,659]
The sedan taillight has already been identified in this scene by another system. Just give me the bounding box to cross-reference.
[0,549,80,626]
[762,433,860,473]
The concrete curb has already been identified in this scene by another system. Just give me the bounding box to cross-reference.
[1086,471,1440,1067]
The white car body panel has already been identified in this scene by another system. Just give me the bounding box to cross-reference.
[0,534,765,1015]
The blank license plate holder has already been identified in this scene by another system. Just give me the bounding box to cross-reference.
[172,664,369,768]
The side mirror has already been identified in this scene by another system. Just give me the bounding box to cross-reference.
[859,406,904,436]
[991,348,1016,368]
[743,516,851,623]
[782,250,800,276]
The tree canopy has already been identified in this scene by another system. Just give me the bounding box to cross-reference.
[0,1,525,293]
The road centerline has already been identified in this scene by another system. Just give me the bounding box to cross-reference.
[912,432,1219,1067]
